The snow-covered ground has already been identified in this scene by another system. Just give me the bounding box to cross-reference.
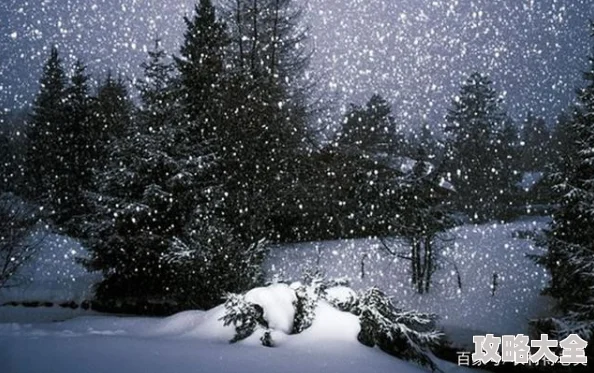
[0,296,471,373]
[265,217,553,347]
[0,217,553,372]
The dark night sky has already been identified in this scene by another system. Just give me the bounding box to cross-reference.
[1,0,593,127]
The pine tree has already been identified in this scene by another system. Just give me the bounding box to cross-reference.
[387,146,454,294]
[333,95,405,238]
[93,74,133,151]
[174,0,229,143]
[338,94,402,157]
[520,112,551,172]
[354,288,442,369]
[80,48,206,307]
[444,72,511,221]
[535,23,594,345]
[216,0,311,242]
[220,292,267,343]
[25,46,68,203]
[56,60,94,226]
[137,38,178,137]
[81,75,175,305]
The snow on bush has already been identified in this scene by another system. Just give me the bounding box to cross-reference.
[221,283,297,345]
[220,293,265,343]
[291,272,326,334]
[220,281,444,370]
[244,283,296,334]
[326,286,358,312]
[354,287,442,370]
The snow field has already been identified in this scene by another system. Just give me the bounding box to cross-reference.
[0,283,472,373]
[265,218,553,347]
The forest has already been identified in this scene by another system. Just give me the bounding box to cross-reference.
[1,0,594,371]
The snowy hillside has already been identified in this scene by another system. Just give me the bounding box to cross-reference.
[0,293,472,373]
[265,218,553,347]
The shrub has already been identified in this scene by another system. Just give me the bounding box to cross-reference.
[292,273,326,334]
[352,287,442,370]
[220,293,267,343]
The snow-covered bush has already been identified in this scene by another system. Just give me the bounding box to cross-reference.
[220,293,266,343]
[352,287,442,370]
[220,284,298,345]
[325,286,358,313]
[292,273,326,334]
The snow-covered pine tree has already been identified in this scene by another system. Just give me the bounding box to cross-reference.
[444,72,517,221]
[82,39,245,311]
[80,72,182,307]
[155,1,270,309]
[25,46,68,204]
[338,94,402,157]
[137,38,178,139]
[162,213,269,309]
[292,271,326,334]
[220,292,267,343]
[520,112,551,172]
[174,0,228,144]
[305,94,407,239]
[354,287,442,370]
[57,60,95,229]
[217,0,312,242]
[534,22,594,348]
[88,73,135,179]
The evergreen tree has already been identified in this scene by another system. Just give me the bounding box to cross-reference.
[386,146,455,294]
[354,288,442,369]
[212,0,311,242]
[80,49,197,307]
[81,74,175,305]
[338,94,402,157]
[520,112,551,172]
[57,60,94,226]
[137,38,178,136]
[92,73,133,153]
[444,72,511,221]
[535,23,594,347]
[174,0,229,143]
[296,95,406,240]
[25,46,68,202]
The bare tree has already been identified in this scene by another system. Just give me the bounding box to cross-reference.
[0,194,44,289]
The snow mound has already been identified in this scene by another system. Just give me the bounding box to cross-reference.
[244,283,297,334]
[181,305,235,342]
[325,286,357,310]
[291,301,360,344]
